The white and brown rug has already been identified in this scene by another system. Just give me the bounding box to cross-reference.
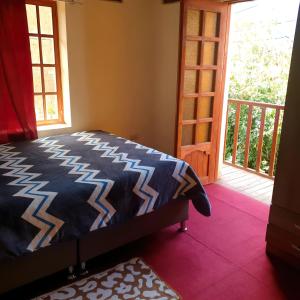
[34,257,180,300]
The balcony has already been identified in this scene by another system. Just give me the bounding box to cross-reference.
[219,99,285,204]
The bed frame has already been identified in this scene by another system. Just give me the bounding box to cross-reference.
[0,198,189,295]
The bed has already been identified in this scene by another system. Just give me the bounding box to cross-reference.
[0,131,211,294]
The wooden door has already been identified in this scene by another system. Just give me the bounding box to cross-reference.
[176,0,231,185]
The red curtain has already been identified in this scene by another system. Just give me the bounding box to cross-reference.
[0,0,37,144]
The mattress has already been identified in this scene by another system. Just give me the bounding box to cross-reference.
[0,131,210,259]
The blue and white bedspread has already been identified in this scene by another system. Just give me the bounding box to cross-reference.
[0,131,210,259]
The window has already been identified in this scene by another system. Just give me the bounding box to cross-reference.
[26,0,64,125]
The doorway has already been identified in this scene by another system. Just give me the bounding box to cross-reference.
[219,0,299,203]
[176,0,299,204]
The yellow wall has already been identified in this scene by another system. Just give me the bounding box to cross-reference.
[151,1,180,154]
[39,0,180,155]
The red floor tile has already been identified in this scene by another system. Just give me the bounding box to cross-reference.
[142,227,238,299]
[138,184,300,299]
[205,184,270,222]
[187,203,267,266]
[6,184,300,300]
[194,270,267,300]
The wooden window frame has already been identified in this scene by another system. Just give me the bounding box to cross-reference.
[26,0,64,126]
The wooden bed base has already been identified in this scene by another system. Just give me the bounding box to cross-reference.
[0,239,77,295]
[0,198,189,295]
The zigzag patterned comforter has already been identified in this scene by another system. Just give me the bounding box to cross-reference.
[0,131,210,259]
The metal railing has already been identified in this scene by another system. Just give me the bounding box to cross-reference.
[224,99,285,179]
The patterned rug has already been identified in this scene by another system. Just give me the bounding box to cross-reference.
[33,258,180,300]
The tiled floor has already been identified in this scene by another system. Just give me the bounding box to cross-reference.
[218,164,274,204]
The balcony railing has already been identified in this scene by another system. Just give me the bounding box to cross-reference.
[223,99,285,179]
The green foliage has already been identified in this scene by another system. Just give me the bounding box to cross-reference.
[225,18,293,174]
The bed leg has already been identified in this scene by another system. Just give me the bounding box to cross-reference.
[80,261,89,276]
[178,221,188,232]
[67,265,77,280]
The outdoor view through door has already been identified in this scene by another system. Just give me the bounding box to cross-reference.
[218,0,299,204]
[176,0,231,185]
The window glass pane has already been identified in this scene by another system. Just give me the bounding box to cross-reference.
[26,4,38,34]
[204,12,220,38]
[202,42,218,66]
[34,95,44,121]
[182,125,195,146]
[44,67,57,92]
[29,37,40,64]
[200,70,216,93]
[39,6,53,35]
[46,95,58,120]
[183,98,197,120]
[184,70,198,94]
[197,123,212,143]
[185,41,200,66]
[41,38,55,64]
[32,67,42,93]
[198,97,214,118]
[186,9,202,36]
